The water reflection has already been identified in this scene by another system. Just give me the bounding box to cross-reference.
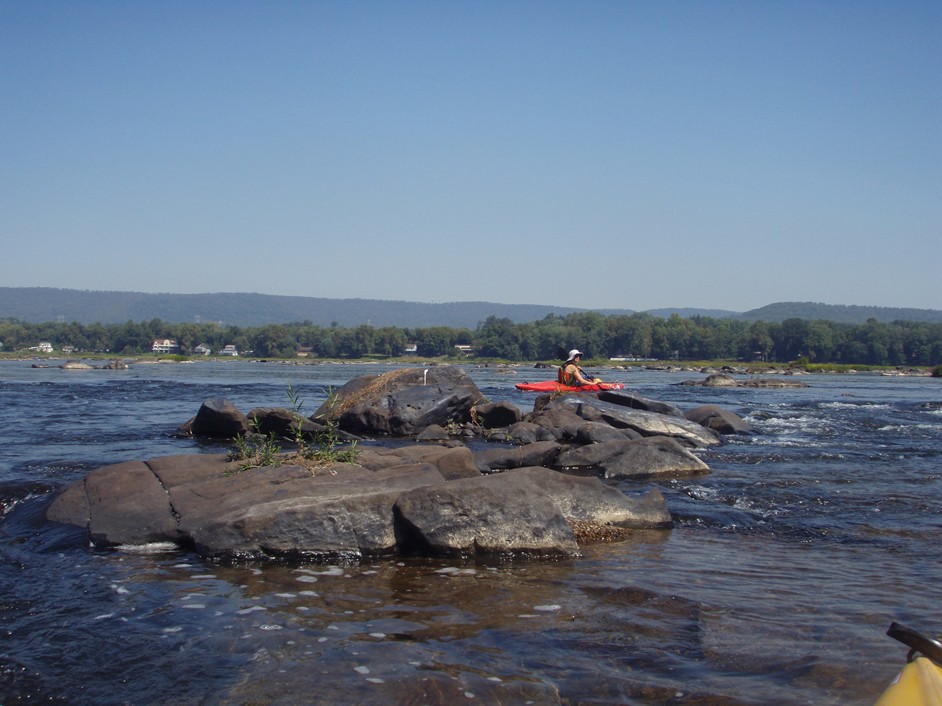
[97,529,863,705]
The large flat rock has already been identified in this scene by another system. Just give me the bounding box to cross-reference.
[46,447,672,563]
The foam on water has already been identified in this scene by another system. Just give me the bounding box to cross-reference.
[116,541,179,554]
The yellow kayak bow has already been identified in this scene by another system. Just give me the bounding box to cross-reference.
[874,622,942,706]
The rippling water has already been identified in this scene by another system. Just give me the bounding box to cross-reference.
[1,360,940,705]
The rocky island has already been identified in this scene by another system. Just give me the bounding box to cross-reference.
[46,366,752,564]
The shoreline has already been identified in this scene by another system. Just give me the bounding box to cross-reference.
[1,353,934,377]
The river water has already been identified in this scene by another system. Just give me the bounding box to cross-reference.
[1,359,940,705]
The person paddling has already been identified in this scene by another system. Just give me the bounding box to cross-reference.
[558,349,602,387]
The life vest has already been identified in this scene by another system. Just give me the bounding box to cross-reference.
[558,364,578,385]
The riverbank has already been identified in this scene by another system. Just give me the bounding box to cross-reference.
[1,350,936,376]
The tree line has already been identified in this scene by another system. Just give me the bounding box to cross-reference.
[1,313,940,366]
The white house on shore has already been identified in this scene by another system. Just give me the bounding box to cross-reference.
[152,339,181,354]
[193,344,212,356]
[31,342,54,353]
[220,344,239,356]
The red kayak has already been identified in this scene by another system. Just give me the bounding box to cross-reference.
[514,380,624,392]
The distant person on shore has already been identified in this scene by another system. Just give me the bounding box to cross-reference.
[558,349,602,386]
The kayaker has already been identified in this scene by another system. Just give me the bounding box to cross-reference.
[558,350,601,386]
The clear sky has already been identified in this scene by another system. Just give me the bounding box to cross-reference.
[2,1,939,313]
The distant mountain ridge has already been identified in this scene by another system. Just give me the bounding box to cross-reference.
[1,288,940,327]
[738,302,942,325]
[0,288,624,328]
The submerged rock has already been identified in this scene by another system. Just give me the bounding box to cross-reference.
[60,361,93,370]
[679,373,807,389]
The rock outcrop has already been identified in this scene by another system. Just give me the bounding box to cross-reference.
[538,395,723,449]
[46,450,671,562]
[315,366,487,437]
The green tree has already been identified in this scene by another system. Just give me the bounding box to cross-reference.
[775,318,810,362]
[0,320,29,350]
[804,321,836,362]
[414,327,455,357]
[475,316,523,359]
[532,316,576,361]
[861,318,890,365]
[610,314,654,359]
[664,314,693,359]
[336,325,375,358]
[113,320,153,354]
[745,321,774,361]
[252,324,295,357]
[374,326,407,357]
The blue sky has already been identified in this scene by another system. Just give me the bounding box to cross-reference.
[2,0,939,312]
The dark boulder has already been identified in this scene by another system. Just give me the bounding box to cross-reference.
[556,438,637,470]
[530,407,587,441]
[415,424,451,442]
[505,421,556,444]
[177,398,250,439]
[575,421,641,444]
[248,407,311,437]
[685,404,753,435]
[472,440,562,473]
[472,401,522,429]
[597,437,710,480]
[316,366,487,437]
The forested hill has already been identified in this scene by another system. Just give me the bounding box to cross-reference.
[739,302,942,324]
[1,288,940,327]
[0,288,624,328]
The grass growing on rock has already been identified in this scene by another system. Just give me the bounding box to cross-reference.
[227,384,359,475]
